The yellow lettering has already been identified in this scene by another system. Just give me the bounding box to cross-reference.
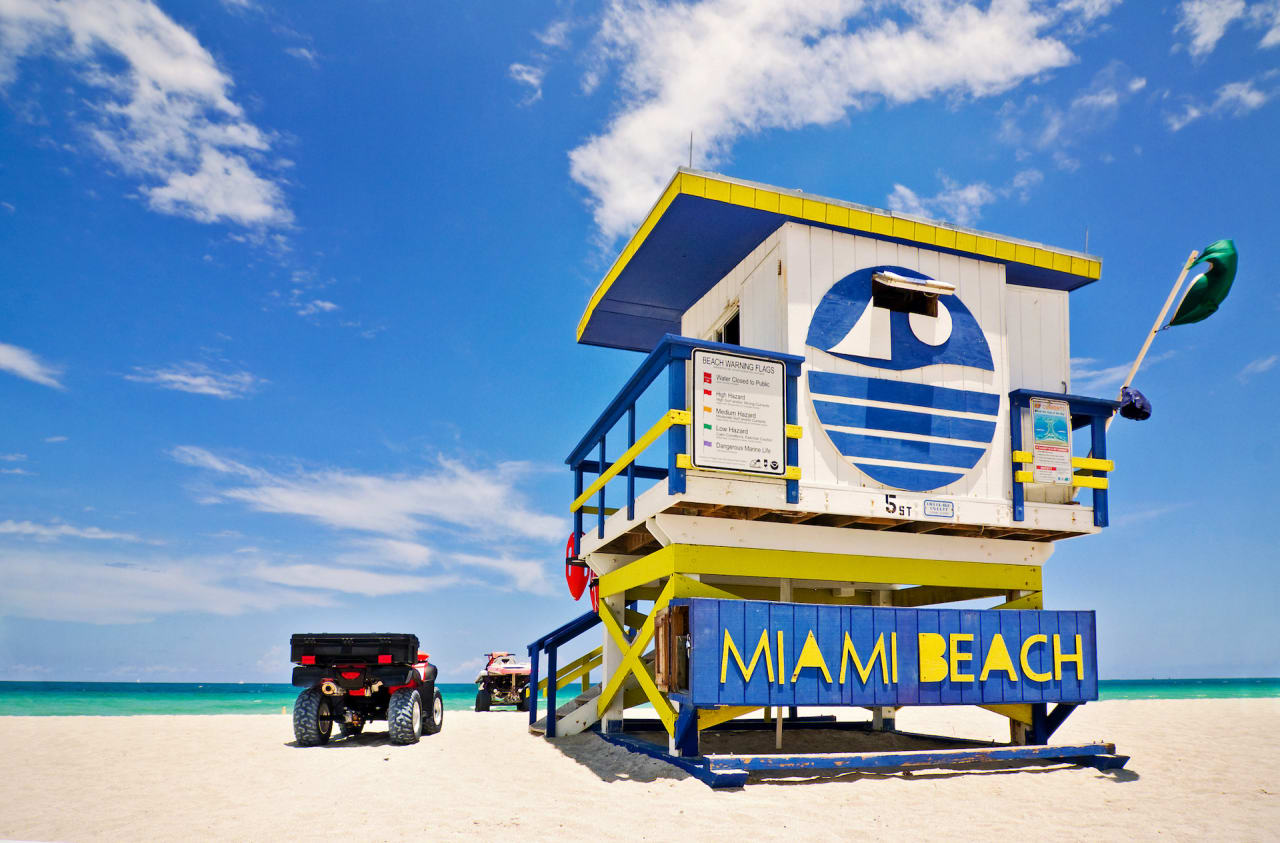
[1020,634,1050,682]
[1053,634,1084,681]
[949,633,974,682]
[840,633,889,685]
[790,631,833,683]
[891,631,899,683]
[721,629,774,684]
[777,630,786,685]
[917,632,948,683]
[979,634,1018,682]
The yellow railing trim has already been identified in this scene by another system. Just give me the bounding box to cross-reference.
[1011,450,1032,463]
[785,424,803,439]
[1072,456,1114,472]
[675,453,693,470]
[570,409,687,512]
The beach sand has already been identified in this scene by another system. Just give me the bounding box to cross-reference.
[2,699,1276,841]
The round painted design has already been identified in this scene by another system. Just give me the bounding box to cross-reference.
[805,265,1000,492]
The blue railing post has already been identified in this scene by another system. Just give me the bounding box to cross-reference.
[596,436,606,539]
[1010,398,1025,523]
[572,468,583,552]
[1091,417,1108,528]
[527,644,539,727]
[545,646,558,738]
[626,405,636,520]
[785,372,799,504]
[667,355,686,495]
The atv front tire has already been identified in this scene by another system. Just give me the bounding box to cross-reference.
[475,687,491,712]
[516,689,529,712]
[293,687,333,746]
[424,688,444,734]
[388,688,423,745]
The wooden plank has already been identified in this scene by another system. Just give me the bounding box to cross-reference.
[707,742,1120,772]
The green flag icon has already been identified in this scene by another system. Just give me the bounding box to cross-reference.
[1168,239,1238,326]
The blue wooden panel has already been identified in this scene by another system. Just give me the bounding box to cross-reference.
[689,598,721,705]
[719,600,746,705]
[816,605,843,706]
[1039,611,1061,704]
[769,603,796,708]
[1018,611,1042,704]
[1079,611,1099,701]
[685,599,1098,709]
[917,610,940,705]
[895,609,919,705]
[998,609,1022,703]
[872,609,897,706]
[807,371,1001,415]
[1057,612,1080,703]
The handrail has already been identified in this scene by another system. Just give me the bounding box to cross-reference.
[537,647,603,693]
[570,410,689,512]
[528,609,602,738]
[1008,389,1119,528]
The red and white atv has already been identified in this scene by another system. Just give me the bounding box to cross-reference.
[474,652,531,711]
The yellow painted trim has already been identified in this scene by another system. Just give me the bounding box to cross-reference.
[1072,456,1114,471]
[1011,450,1032,464]
[1072,475,1109,490]
[578,172,1100,343]
[981,703,1034,725]
[994,591,1044,610]
[669,545,1041,591]
[676,453,693,470]
[1014,470,1034,484]
[785,424,803,439]
[578,505,619,516]
[670,573,741,600]
[783,465,801,480]
[538,647,603,693]
[698,706,762,731]
[598,546,675,598]
[570,409,687,512]
[597,579,676,732]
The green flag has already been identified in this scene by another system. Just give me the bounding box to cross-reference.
[1168,239,1238,326]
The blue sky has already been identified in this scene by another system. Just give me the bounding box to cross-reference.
[1,0,1277,683]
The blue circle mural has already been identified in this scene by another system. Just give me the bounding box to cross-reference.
[805,265,1000,492]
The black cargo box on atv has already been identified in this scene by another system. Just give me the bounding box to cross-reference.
[290,633,420,666]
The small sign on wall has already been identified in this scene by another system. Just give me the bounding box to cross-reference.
[691,349,785,475]
[1030,397,1072,485]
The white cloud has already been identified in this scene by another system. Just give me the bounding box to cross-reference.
[1166,76,1273,130]
[1256,1,1280,46]
[0,341,64,388]
[1237,353,1278,381]
[509,62,546,104]
[284,46,317,66]
[0,548,333,624]
[887,169,1042,226]
[0,0,292,227]
[172,447,563,542]
[0,519,149,543]
[1070,350,1174,393]
[1175,0,1248,56]
[449,552,555,595]
[44,436,68,443]
[249,563,459,597]
[124,362,265,398]
[0,453,25,462]
[0,468,33,476]
[998,61,1146,170]
[568,0,1114,240]
[296,299,339,317]
[338,538,433,569]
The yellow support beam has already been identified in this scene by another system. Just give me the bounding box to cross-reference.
[698,705,762,731]
[597,546,675,598]
[993,591,1044,610]
[669,544,1041,592]
[570,409,688,512]
[538,647,602,693]
[597,579,676,732]
[981,703,1034,725]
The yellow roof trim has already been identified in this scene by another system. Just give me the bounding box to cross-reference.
[577,169,1101,342]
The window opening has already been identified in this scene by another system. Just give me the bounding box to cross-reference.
[712,310,740,345]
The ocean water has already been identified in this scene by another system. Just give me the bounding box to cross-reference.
[0,678,1275,716]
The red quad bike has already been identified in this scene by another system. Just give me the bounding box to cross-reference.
[474,652,532,712]
[290,633,443,746]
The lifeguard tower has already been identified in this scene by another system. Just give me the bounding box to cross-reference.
[528,169,1128,785]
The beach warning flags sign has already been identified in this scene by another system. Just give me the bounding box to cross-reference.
[1168,239,1238,326]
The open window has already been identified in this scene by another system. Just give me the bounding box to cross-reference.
[711,308,740,345]
[871,271,954,318]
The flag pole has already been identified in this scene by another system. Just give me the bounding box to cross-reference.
[1104,249,1199,432]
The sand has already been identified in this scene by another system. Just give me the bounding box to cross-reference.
[1,699,1277,841]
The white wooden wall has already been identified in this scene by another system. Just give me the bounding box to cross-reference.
[682,221,1076,511]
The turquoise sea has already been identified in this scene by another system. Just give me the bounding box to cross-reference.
[0,678,1276,715]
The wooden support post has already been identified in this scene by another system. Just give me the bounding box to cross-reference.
[871,589,895,731]
[600,591,626,733]
[775,706,783,750]
[545,645,558,738]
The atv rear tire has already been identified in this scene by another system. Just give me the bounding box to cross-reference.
[475,687,491,712]
[516,690,529,712]
[293,687,333,746]
[388,688,422,745]
[424,688,444,734]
